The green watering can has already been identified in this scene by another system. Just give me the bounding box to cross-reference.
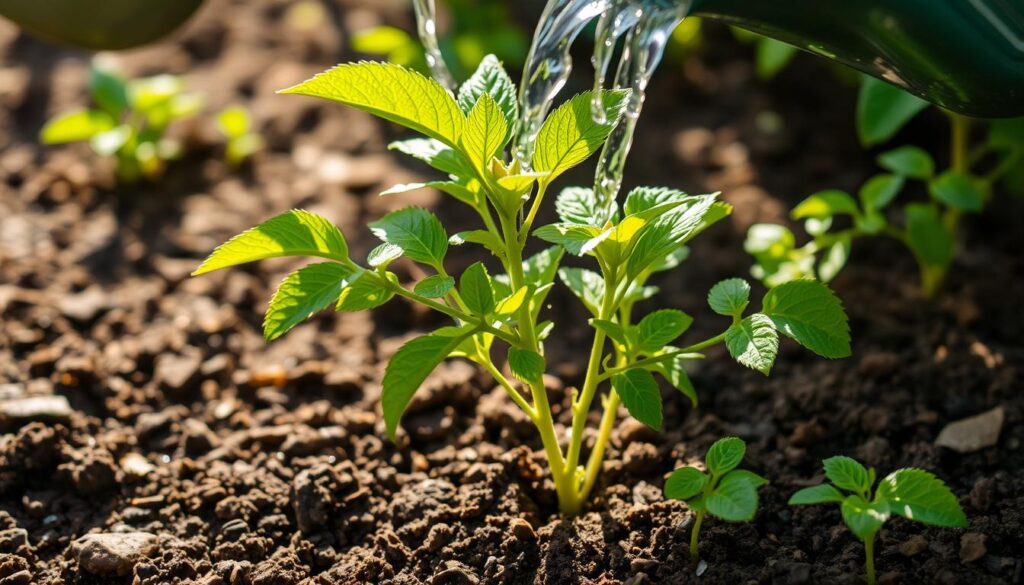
[2,0,1022,116]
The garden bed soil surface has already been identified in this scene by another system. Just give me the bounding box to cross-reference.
[0,0,1021,583]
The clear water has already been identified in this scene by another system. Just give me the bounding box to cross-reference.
[412,0,457,91]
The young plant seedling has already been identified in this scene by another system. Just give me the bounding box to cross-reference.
[789,456,967,585]
[192,55,851,515]
[664,437,767,564]
[216,106,263,167]
[40,58,204,183]
[746,78,1023,297]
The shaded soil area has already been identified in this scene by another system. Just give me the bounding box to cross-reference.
[1,0,1021,583]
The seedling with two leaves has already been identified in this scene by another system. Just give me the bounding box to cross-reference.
[192,55,851,515]
[40,59,204,183]
[789,456,967,585]
[747,77,1023,297]
[664,437,767,564]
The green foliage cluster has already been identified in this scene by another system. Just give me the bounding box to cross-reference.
[747,77,1024,297]
[40,59,204,183]
[192,55,851,515]
[790,456,967,585]
[216,106,264,167]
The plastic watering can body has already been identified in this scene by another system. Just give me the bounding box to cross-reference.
[691,0,1024,118]
[0,0,203,50]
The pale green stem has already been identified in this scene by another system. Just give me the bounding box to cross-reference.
[690,510,705,563]
[864,534,877,585]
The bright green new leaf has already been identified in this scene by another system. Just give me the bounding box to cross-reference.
[193,210,349,275]
[859,174,905,211]
[929,171,985,212]
[877,145,935,179]
[532,90,629,185]
[414,274,455,298]
[664,467,708,500]
[382,332,472,439]
[725,313,779,375]
[449,230,505,256]
[336,271,396,311]
[460,93,509,171]
[635,309,693,353]
[789,483,846,505]
[533,223,608,256]
[792,190,860,220]
[708,278,751,317]
[457,55,518,125]
[623,186,688,216]
[559,267,604,316]
[626,195,727,277]
[264,262,357,341]
[856,76,928,147]
[612,368,662,430]
[556,187,605,226]
[368,207,448,268]
[40,109,115,144]
[367,243,403,268]
[216,106,251,138]
[905,203,954,267]
[389,138,474,177]
[280,62,465,147]
[495,286,528,315]
[706,471,761,521]
[841,495,890,540]
[706,437,746,476]
[817,236,851,282]
[823,456,873,494]
[762,279,851,359]
[460,262,495,315]
[876,468,967,528]
[508,347,546,383]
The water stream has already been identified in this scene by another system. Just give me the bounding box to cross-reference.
[411,0,457,91]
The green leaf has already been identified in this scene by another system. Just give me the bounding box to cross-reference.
[216,106,251,138]
[988,117,1024,152]
[664,467,708,501]
[792,190,860,220]
[706,436,746,476]
[367,243,403,268]
[708,278,751,317]
[626,195,729,278]
[706,471,760,521]
[336,272,396,311]
[368,207,448,267]
[533,223,607,256]
[817,235,851,283]
[521,247,564,319]
[929,171,985,212]
[789,483,846,505]
[877,146,935,179]
[460,262,495,315]
[905,203,954,267]
[89,63,129,116]
[591,319,629,345]
[556,187,605,226]
[264,263,356,341]
[414,274,455,298]
[532,90,629,185]
[281,62,465,147]
[508,348,545,383]
[40,109,115,144]
[460,93,509,171]
[612,368,662,430]
[856,76,928,147]
[876,468,967,528]
[649,247,690,274]
[635,309,693,353]
[90,125,132,156]
[623,186,688,216]
[726,313,779,375]
[495,286,528,315]
[762,280,851,359]
[193,210,349,275]
[389,138,473,177]
[841,495,890,540]
[859,174,905,211]
[457,55,518,126]
[449,230,505,256]
[745,223,795,257]
[823,456,873,494]
[382,331,471,439]
[559,267,604,316]
[755,37,798,79]
[652,350,698,407]
[727,469,769,488]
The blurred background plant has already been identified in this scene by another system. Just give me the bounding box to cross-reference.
[216,106,264,167]
[40,57,204,183]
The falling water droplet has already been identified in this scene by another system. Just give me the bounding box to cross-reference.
[591,0,643,124]
[412,0,457,91]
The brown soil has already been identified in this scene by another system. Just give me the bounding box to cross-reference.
[1,1,1021,584]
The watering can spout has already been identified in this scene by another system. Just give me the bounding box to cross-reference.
[691,0,1024,118]
[0,0,204,51]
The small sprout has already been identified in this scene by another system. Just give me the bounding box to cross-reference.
[664,437,768,565]
[216,106,263,167]
[194,56,851,515]
[40,58,203,183]
[789,456,967,585]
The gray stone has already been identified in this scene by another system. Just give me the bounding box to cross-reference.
[73,532,159,576]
